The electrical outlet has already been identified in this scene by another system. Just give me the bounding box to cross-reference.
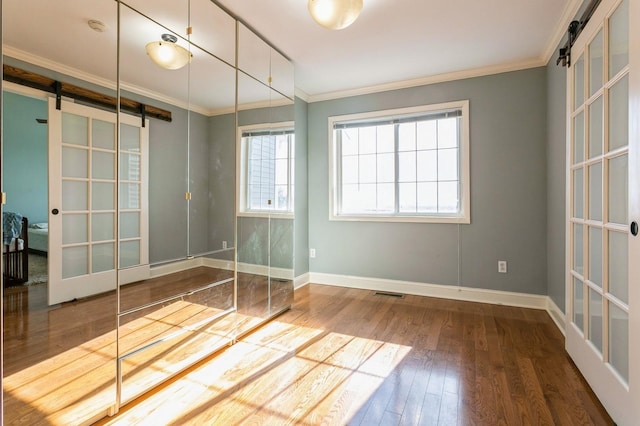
[309,248,316,258]
[498,260,507,273]
[222,241,227,249]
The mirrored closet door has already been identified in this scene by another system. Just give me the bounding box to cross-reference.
[2,1,295,424]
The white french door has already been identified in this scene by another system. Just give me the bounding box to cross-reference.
[48,99,149,305]
[566,0,639,424]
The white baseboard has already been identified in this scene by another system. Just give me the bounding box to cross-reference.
[309,272,550,310]
[308,273,567,334]
[546,297,566,336]
[150,258,200,278]
[294,273,310,289]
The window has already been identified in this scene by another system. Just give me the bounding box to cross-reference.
[329,101,469,223]
[238,123,295,216]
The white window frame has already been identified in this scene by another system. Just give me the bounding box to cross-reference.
[237,121,295,218]
[328,100,470,224]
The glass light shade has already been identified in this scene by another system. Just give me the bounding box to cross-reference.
[308,0,363,30]
[145,39,192,70]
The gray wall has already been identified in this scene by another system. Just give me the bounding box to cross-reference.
[208,113,236,252]
[546,53,568,310]
[308,68,548,295]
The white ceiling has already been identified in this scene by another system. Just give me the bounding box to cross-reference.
[2,0,580,108]
[216,0,581,100]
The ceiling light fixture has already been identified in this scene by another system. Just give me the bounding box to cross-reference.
[308,0,363,30]
[145,34,192,70]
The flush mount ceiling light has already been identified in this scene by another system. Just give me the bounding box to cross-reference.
[308,0,363,30]
[145,34,192,70]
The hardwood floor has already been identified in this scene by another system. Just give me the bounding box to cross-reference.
[2,267,291,425]
[95,284,613,425]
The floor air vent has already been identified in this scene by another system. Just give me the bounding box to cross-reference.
[373,291,405,299]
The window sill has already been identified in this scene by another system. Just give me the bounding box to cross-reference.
[329,213,470,224]
[237,211,294,220]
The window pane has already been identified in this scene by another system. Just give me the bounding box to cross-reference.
[417,150,437,182]
[399,182,417,212]
[399,123,416,151]
[417,120,437,150]
[417,182,437,212]
[342,156,359,184]
[438,148,458,182]
[333,104,466,219]
[359,154,377,183]
[359,127,376,154]
[342,183,376,213]
[275,185,289,211]
[438,181,458,212]
[377,183,394,212]
[275,136,288,158]
[341,129,358,155]
[275,159,288,185]
[398,152,416,182]
[438,118,457,148]
[377,153,394,183]
[377,125,394,153]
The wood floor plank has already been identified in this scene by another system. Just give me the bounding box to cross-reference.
[9,283,609,426]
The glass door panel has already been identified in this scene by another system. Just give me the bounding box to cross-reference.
[2,0,120,421]
[49,100,118,304]
[566,0,638,422]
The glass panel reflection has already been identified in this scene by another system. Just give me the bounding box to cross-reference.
[589,227,602,288]
[608,0,629,79]
[608,75,629,152]
[608,154,628,225]
[608,302,629,382]
[62,112,88,146]
[589,30,603,96]
[608,230,628,304]
[588,289,603,354]
[62,246,89,279]
[588,97,603,158]
[573,277,584,332]
[92,119,115,150]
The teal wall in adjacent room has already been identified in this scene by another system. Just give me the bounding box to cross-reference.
[2,90,48,225]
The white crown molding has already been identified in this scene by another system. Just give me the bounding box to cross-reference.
[294,87,310,103]
[3,45,220,117]
[306,58,546,103]
[542,0,584,65]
